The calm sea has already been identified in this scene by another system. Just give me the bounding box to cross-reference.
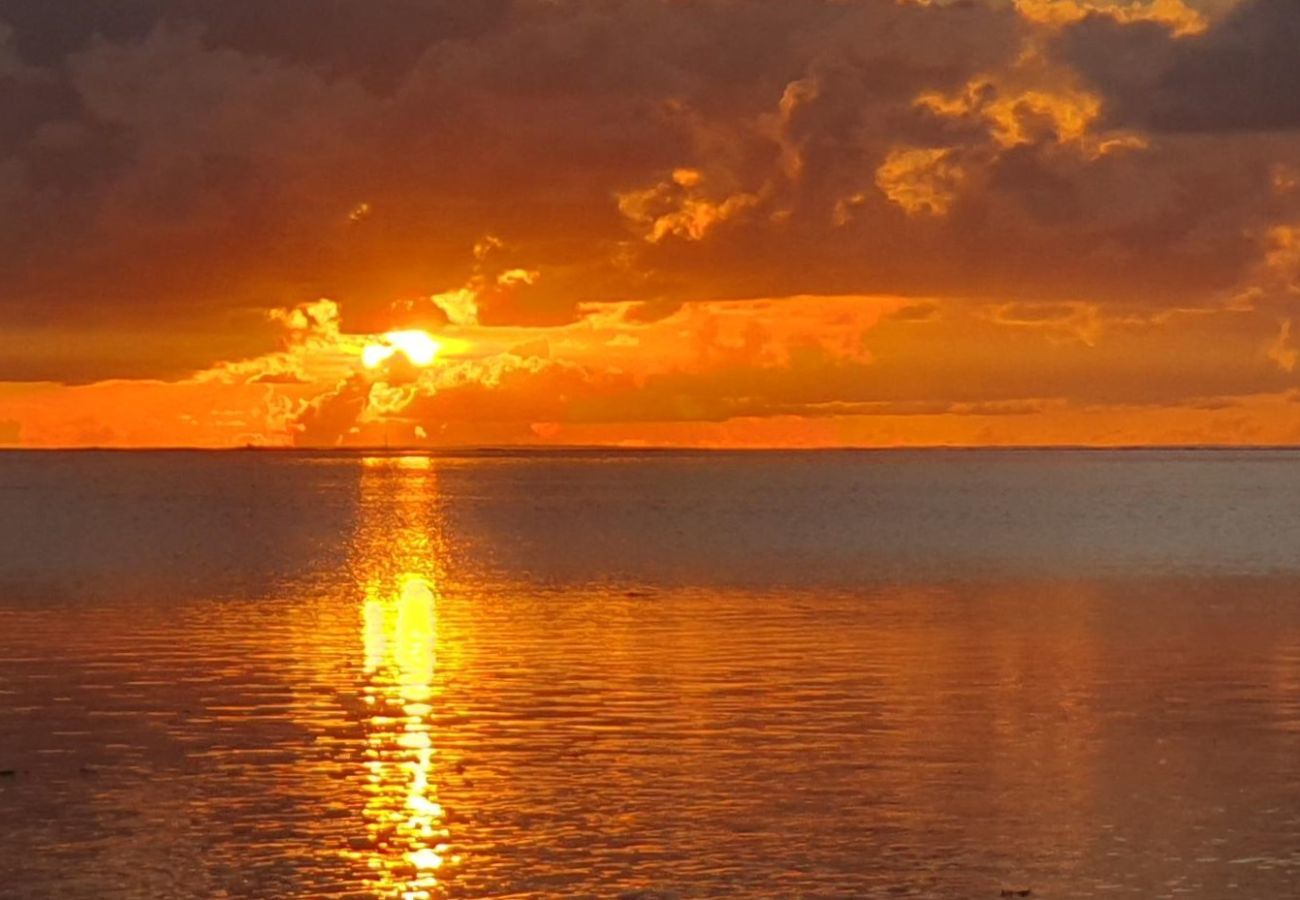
[1,450,1299,898]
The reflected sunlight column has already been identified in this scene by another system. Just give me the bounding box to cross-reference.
[350,455,459,899]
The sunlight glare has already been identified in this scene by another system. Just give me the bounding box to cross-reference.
[363,330,443,370]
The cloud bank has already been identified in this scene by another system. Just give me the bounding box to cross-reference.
[2,0,1299,446]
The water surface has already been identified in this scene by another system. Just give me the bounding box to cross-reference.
[1,450,1299,898]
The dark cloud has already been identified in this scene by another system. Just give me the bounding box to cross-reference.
[0,0,167,66]
[295,374,369,446]
[0,0,1023,380]
[0,0,508,88]
[1060,0,1300,132]
[2,0,1299,387]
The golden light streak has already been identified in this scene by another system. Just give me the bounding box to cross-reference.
[347,457,462,898]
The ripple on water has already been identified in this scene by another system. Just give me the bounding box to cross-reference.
[3,452,1300,897]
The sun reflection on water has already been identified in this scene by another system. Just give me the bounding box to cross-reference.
[347,454,459,898]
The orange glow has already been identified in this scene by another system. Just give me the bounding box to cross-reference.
[363,331,443,370]
[5,287,1300,449]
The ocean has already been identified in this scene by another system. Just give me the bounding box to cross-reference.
[1,449,1299,897]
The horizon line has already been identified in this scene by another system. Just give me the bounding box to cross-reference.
[3,443,1300,454]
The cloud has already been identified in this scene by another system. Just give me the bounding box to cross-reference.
[1267,319,1297,372]
[3,284,1300,447]
[250,371,309,385]
[1015,0,1209,35]
[874,147,968,216]
[618,168,761,242]
[2,0,1300,449]
[0,21,375,378]
[1060,0,1300,132]
[257,287,1300,447]
[0,0,1023,380]
[0,0,509,85]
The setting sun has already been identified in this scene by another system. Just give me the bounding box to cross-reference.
[362,330,443,370]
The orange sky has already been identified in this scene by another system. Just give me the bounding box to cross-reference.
[3,0,1299,448]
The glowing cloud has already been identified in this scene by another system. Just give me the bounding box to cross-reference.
[1013,0,1208,35]
[618,169,760,242]
[875,148,967,217]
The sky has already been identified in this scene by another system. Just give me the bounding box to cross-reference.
[2,0,1299,448]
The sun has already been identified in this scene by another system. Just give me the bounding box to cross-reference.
[362,330,443,369]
